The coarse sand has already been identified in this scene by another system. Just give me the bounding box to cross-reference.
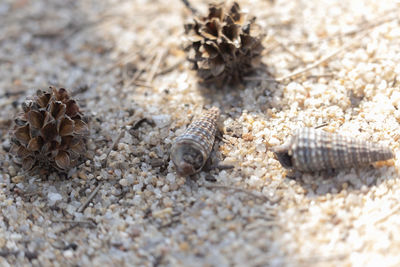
[1,0,400,266]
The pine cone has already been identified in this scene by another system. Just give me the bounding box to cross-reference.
[10,86,89,172]
[184,2,265,86]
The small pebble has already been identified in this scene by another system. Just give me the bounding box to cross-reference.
[48,192,63,206]
[11,175,24,184]
[78,171,88,180]
[119,178,128,187]
[8,166,16,177]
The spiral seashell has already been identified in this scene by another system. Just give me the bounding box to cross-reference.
[271,128,394,172]
[171,107,220,176]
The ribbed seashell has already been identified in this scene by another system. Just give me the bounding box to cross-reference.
[271,128,394,172]
[171,107,220,176]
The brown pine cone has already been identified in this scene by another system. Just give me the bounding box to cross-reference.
[10,86,89,172]
[184,2,265,87]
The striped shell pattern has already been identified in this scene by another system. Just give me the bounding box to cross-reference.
[171,107,220,176]
[271,128,394,172]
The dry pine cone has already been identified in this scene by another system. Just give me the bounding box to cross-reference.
[184,2,265,86]
[10,86,89,172]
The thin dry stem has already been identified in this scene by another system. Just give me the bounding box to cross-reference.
[287,14,398,46]
[204,183,281,204]
[274,32,369,82]
[146,48,166,84]
[180,0,198,15]
[125,51,157,88]
[156,59,185,76]
[77,183,102,213]
[131,81,153,88]
[103,128,126,167]
[51,218,96,227]
[373,203,400,225]
[271,36,309,64]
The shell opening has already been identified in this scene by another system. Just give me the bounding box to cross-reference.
[271,143,293,169]
[182,148,203,170]
[274,151,293,169]
[171,143,204,176]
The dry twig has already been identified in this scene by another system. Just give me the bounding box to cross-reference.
[273,32,368,82]
[306,73,334,79]
[392,76,398,87]
[0,89,25,105]
[103,128,126,167]
[56,184,102,234]
[155,59,185,76]
[248,15,398,83]
[131,81,153,88]
[325,15,398,41]
[204,183,281,204]
[180,0,198,15]
[271,36,308,64]
[288,14,398,46]
[373,203,400,225]
[293,254,347,265]
[77,183,102,213]
[124,48,158,88]
[146,48,166,84]
[56,223,80,235]
[51,218,96,227]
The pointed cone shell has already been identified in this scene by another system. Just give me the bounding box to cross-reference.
[272,128,394,172]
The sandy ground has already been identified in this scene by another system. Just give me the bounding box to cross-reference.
[1,0,400,266]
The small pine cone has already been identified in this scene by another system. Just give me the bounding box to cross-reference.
[184,2,265,86]
[10,86,90,172]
